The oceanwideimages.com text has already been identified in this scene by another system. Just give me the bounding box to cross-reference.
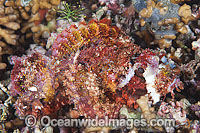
[25,115,176,129]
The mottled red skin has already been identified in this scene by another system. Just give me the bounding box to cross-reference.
[11,19,183,120]
[10,53,53,96]
[11,53,69,119]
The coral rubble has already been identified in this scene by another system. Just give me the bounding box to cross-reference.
[17,0,59,46]
[0,0,20,70]
[132,0,195,48]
